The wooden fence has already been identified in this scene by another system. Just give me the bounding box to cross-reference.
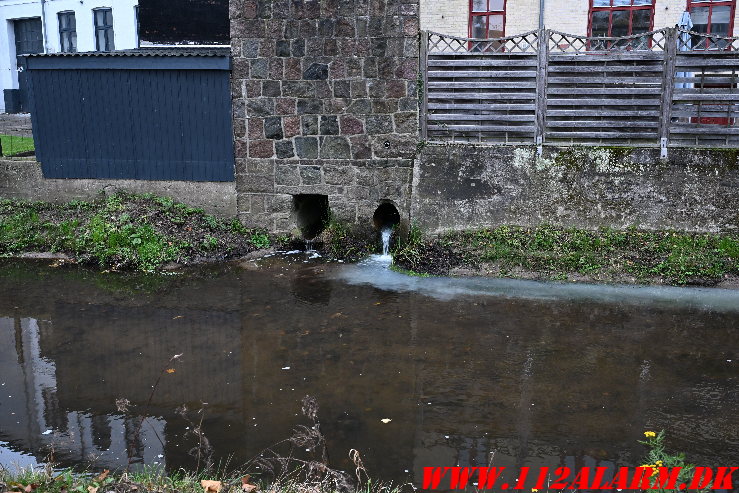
[421,28,739,151]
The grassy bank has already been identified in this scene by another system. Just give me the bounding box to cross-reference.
[393,225,739,286]
[0,467,401,493]
[0,134,34,156]
[0,193,273,272]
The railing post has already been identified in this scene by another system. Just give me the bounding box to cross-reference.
[659,27,678,158]
[419,31,429,141]
[535,29,550,154]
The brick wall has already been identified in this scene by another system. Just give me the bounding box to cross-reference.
[230,0,420,232]
[419,0,739,37]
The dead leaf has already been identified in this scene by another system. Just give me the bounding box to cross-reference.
[374,302,381,305]
[201,480,222,493]
[23,485,39,493]
[87,486,98,493]
[93,470,110,482]
[173,316,184,319]
[241,475,258,493]
[166,368,176,374]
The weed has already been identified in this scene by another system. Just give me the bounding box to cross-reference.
[250,231,271,249]
[639,431,712,493]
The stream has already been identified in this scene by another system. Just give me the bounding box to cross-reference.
[0,256,736,485]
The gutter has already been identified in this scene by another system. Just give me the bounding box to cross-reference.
[539,0,545,30]
[40,0,48,53]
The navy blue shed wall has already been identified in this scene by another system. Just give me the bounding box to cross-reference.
[26,55,234,182]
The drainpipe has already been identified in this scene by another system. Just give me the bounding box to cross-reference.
[40,0,49,53]
[539,0,545,30]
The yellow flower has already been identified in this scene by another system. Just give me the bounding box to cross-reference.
[644,431,656,438]
[656,460,663,466]
[532,490,539,492]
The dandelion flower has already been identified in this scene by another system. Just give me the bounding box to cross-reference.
[644,431,656,438]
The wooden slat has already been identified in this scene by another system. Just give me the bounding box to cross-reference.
[429,114,535,122]
[547,98,661,106]
[428,70,537,78]
[548,87,662,95]
[669,125,739,135]
[547,109,660,116]
[428,81,537,89]
[428,124,536,132]
[549,54,665,62]
[547,120,659,128]
[429,103,536,111]
[548,76,663,84]
[547,65,664,73]
[427,92,536,100]
[547,131,657,139]
[673,93,739,102]
[427,58,537,67]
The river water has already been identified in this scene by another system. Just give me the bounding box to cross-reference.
[0,256,736,484]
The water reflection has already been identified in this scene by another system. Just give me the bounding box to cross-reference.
[0,259,736,485]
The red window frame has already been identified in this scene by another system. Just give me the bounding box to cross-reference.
[468,0,507,39]
[587,0,656,38]
[686,0,736,38]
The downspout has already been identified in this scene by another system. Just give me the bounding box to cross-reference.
[539,0,545,30]
[40,0,49,53]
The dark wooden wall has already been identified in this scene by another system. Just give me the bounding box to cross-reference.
[26,55,234,182]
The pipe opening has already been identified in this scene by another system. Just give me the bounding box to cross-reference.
[293,194,330,240]
[373,202,400,231]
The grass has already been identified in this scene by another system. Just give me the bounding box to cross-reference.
[0,193,272,272]
[393,224,739,285]
[0,134,34,156]
[0,465,406,493]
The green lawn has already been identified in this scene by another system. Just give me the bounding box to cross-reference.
[0,134,34,156]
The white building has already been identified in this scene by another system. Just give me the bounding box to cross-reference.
[0,0,139,112]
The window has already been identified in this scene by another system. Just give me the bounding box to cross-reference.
[469,0,506,39]
[688,0,736,49]
[93,8,114,51]
[589,0,655,40]
[58,12,77,53]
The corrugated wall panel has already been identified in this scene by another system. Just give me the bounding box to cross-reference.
[27,58,234,182]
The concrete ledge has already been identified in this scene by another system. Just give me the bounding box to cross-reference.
[413,145,739,234]
[0,160,237,217]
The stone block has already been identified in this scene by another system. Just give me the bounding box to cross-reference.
[324,165,356,185]
[301,115,319,135]
[264,116,284,140]
[303,62,329,80]
[365,114,393,135]
[340,115,364,135]
[320,115,339,135]
[297,99,323,114]
[276,164,300,185]
[249,140,275,158]
[275,140,295,159]
[246,98,274,117]
[295,137,319,159]
[320,136,352,159]
[250,58,269,79]
[300,165,322,185]
[393,112,418,134]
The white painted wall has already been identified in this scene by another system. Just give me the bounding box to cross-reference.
[0,0,139,112]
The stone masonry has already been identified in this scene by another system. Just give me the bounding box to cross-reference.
[230,0,420,231]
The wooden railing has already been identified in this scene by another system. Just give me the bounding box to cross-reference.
[421,28,739,151]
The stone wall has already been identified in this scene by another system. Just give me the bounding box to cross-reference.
[412,145,739,234]
[0,160,237,216]
[230,0,420,231]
